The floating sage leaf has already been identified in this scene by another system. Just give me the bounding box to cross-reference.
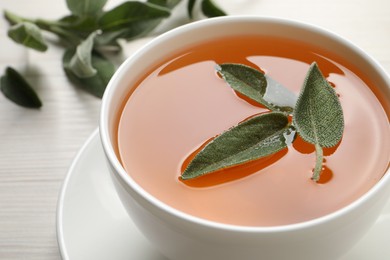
[98,2,170,32]
[201,0,227,17]
[69,32,97,78]
[8,22,48,52]
[181,112,294,180]
[63,48,115,98]
[217,63,296,113]
[293,62,344,181]
[66,0,107,17]
[0,67,42,108]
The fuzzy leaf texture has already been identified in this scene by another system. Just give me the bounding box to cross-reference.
[181,112,293,180]
[55,15,99,35]
[98,2,170,32]
[217,63,296,113]
[293,62,344,181]
[293,63,344,147]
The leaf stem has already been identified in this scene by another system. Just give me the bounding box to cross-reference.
[312,143,323,182]
[4,11,81,46]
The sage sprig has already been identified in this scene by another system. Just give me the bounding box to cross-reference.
[2,0,226,107]
[182,62,344,182]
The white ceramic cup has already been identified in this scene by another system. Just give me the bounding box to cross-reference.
[100,16,390,260]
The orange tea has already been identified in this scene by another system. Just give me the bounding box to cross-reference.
[116,36,390,226]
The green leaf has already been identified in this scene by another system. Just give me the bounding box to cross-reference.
[293,62,344,181]
[201,0,226,17]
[4,10,26,25]
[8,22,48,52]
[98,2,170,32]
[187,0,196,18]
[69,32,97,78]
[217,63,296,113]
[181,112,294,180]
[66,0,107,17]
[54,15,99,35]
[147,0,182,9]
[96,18,163,43]
[63,48,115,98]
[0,67,42,108]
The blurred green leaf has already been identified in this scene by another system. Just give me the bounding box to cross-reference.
[66,0,107,16]
[217,63,296,113]
[63,48,115,98]
[187,0,196,18]
[201,0,226,17]
[3,0,227,107]
[54,15,99,35]
[98,2,170,32]
[4,10,25,25]
[8,22,48,52]
[96,17,162,44]
[148,0,182,9]
[69,32,97,78]
[293,62,344,181]
[0,67,42,108]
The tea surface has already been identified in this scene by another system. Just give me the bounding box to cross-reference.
[117,36,390,226]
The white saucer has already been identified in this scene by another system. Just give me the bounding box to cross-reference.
[57,129,390,260]
[56,129,167,260]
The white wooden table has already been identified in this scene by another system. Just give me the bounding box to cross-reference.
[0,0,389,259]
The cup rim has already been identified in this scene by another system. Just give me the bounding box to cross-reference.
[100,15,390,233]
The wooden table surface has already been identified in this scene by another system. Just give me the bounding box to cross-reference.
[0,0,389,259]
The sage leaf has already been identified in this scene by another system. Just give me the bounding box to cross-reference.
[187,0,196,18]
[69,32,97,78]
[147,0,182,9]
[4,10,25,25]
[63,48,115,98]
[8,22,48,52]
[0,67,42,108]
[293,62,344,181]
[181,112,294,180]
[54,15,99,36]
[96,18,163,43]
[201,0,226,17]
[66,0,107,17]
[217,63,296,113]
[98,2,170,32]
